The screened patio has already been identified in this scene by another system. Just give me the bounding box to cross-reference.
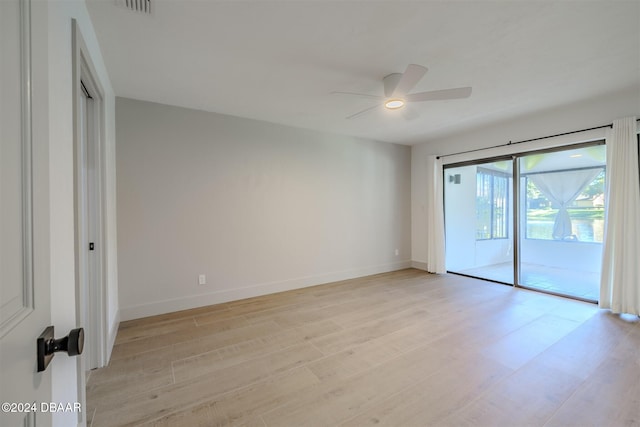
[444,144,605,302]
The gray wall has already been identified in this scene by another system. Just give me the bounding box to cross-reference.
[116,98,411,319]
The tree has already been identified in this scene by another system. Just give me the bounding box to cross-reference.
[580,170,605,198]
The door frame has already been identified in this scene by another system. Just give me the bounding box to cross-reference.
[442,139,605,302]
[72,19,108,379]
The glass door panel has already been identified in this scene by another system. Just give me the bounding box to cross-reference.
[518,145,605,301]
[444,159,514,284]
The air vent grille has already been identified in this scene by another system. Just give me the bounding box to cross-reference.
[117,0,152,15]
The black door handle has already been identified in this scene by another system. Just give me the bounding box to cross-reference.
[37,326,84,372]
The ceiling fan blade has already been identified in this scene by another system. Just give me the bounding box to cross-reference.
[331,91,383,100]
[392,64,428,97]
[383,73,402,98]
[406,87,472,102]
[346,104,380,120]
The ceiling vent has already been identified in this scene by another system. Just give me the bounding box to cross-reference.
[116,0,152,15]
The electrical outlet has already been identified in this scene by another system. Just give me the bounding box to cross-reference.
[395,249,399,256]
[198,274,206,285]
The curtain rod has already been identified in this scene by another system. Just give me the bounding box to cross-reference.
[436,118,640,160]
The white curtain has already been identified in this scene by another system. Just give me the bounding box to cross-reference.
[529,168,601,240]
[600,117,640,315]
[426,156,446,273]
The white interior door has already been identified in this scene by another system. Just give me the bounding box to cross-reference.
[1,0,52,426]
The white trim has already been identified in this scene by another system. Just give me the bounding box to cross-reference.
[73,20,110,368]
[411,261,428,271]
[119,261,412,321]
[106,310,119,360]
[72,20,111,427]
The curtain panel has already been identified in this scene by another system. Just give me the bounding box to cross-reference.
[426,156,446,273]
[600,117,640,315]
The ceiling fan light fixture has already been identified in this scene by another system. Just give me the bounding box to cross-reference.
[384,99,405,110]
[337,64,472,119]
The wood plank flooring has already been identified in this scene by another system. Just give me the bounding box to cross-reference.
[86,269,640,426]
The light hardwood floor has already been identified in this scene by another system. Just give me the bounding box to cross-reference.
[86,269,640,426]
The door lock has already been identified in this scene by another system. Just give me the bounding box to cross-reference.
[36,326,84,372]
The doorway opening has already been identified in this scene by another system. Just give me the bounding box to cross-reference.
[444,142,605,302]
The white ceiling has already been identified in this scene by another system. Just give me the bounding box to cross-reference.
[86,0,640,145]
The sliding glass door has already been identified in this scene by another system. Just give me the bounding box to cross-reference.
[444,158,514,284]
[444,142,605,302]
[518,145,605,300]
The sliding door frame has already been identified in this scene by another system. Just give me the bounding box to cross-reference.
[512,156,521,288]
[443,139,605,301]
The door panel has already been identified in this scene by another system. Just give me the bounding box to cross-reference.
[1,1,52,425]
[518,146,605,301]
[0,0,32,340]
[444,159,515,284]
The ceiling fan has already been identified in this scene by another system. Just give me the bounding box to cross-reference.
[333,64,472,120]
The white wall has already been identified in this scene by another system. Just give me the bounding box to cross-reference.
[412,87,640,266]
[443,165,476,271]
[44,1,118,425]
[116,98,411,320]
[521,239,602,272]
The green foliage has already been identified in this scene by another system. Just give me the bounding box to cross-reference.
[526,179,541,199]
[581,170,605,198]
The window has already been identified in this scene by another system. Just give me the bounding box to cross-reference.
[476,168,508,240]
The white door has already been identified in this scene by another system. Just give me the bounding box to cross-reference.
[1,1,80,425]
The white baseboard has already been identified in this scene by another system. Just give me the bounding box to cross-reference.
[119,260,412,321]
[411,260,428,271]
